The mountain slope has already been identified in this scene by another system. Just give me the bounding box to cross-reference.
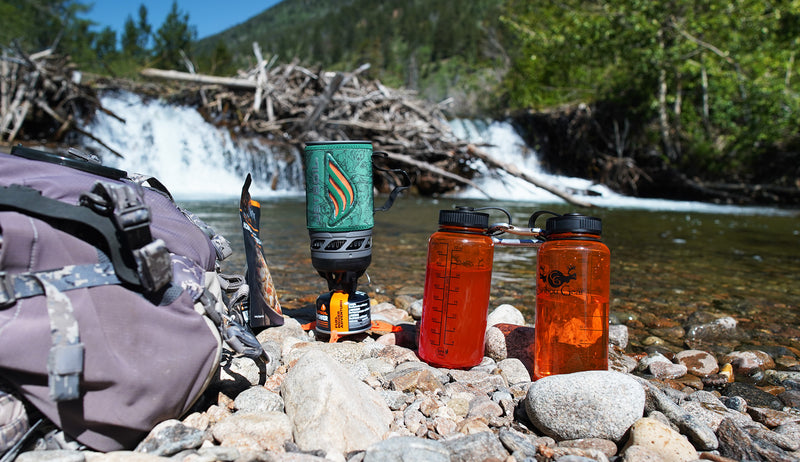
[194,0,508,115]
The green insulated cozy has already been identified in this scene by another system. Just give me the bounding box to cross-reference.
[304,141,374,233]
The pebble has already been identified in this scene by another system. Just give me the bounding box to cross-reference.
[623,417,699,462]
[675,349,719,377]
[486,303,525,327]
[9,303,800,462]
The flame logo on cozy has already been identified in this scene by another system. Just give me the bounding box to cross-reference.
[325,153,355,224]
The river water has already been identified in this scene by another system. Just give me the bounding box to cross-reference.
[82,92,800,355]
[180,196,800,354]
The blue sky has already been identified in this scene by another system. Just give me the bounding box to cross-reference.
[81,1,283,39]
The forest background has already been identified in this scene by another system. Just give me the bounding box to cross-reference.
[2,0,798,204]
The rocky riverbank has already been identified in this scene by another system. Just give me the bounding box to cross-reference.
[13,302,800,462]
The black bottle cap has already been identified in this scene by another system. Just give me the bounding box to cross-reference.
[439,208,489,229]
[545,213,602,236]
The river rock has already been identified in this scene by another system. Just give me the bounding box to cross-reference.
[675,349,719,377]
[648,361,688,380]
[609,324,629,348]
[234,386,284,413]
[558,438,618,458]
[441,431,509,462]
[716,417,797,461]
[483,326,507,361]
[684,316,738,349]
[524,370,645,442]
[722,382,785,410]
[486,304,525,327]
[362,436,450,462]
[280,349,393,459]
[622,417,698,462]
[210,410,293,453]
[497,358,530,385]
[721,350,776,381]
[497,428,539,458]
[636,378,719,450]
[493,323,535,375]
[135,419,206,456]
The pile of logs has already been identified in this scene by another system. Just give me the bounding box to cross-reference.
[0,45,121,156]
[140,44,590,205]
[1,43,590,206]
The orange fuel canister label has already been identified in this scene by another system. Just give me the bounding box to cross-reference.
[330,291,350,332]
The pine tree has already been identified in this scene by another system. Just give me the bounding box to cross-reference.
[152,0,196,70]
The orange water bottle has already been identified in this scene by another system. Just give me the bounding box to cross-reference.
[418,207,494,369]
[532,212,610,380]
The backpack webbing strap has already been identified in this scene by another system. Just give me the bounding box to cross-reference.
[32,276,84,402]
[0,263,121,308]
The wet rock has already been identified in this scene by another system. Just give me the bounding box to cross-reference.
[609,346,638,373]
[622,417,698,462]
[135,420,206,456]
[716,417,797,462]
[649,361,688,380]
[637,352,671,373]
[675,349,719,377]
[281,349,393,458]
[747,406,800,428]
[721,350,776,382]
[779,389,800,408]
[747,424,800,452]
[774,423,800,450]
[722,382,785,410]
[486,303,525,327]
[684,316,738,349]
[440,431,509,462]
[362,436,449,462]
[764,369,800,387]
[636,378,719,450]
[525,370,645,442]
[720,395,748,413]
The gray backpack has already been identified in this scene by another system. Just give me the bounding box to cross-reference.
[0,146,266,452]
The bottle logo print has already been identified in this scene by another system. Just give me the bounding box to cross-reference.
[326,153,355,224]
[540,264,576,288]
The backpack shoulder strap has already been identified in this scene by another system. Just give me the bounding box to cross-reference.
[0,183,170,293]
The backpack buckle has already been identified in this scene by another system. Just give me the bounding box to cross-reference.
[0,272,16,308]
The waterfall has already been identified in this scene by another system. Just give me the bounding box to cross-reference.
[82,91,303,200]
